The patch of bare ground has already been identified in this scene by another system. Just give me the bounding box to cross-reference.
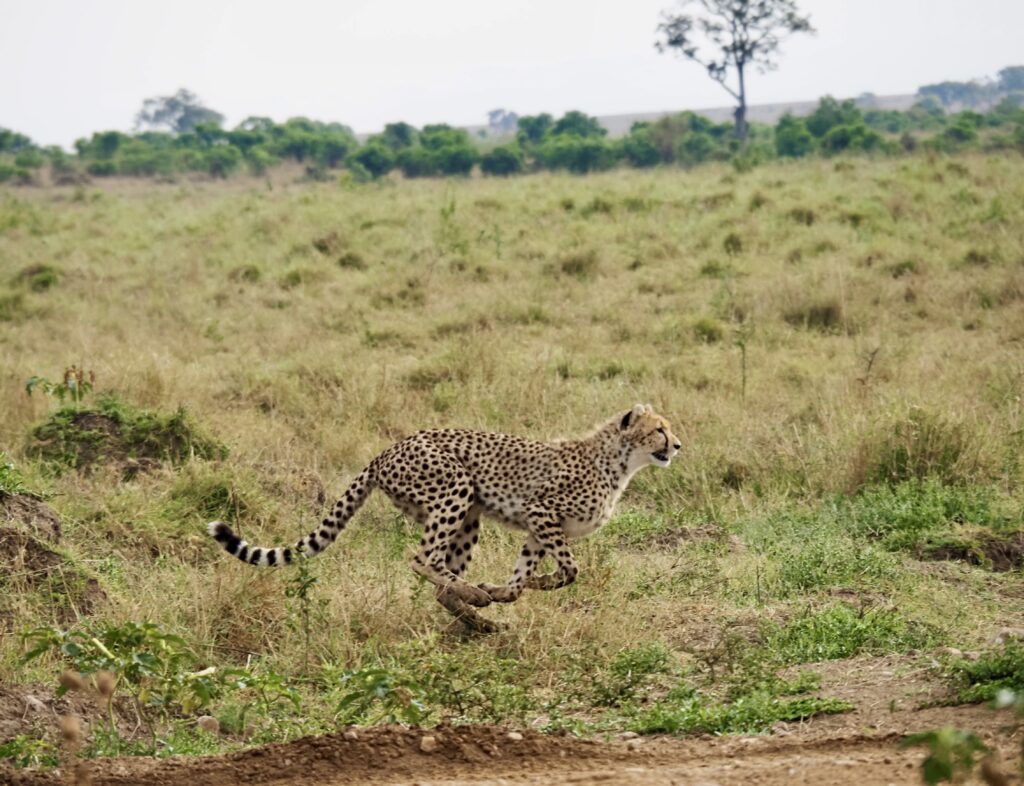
[3,654,1021,786]
[0,492,61,543]
[0,528,105,629]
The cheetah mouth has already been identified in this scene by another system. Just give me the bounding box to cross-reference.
[651,450,671,466]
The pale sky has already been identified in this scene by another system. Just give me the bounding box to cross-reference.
[2,0,1021,149]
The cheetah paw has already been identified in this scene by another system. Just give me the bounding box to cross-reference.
[477,582,521,603]
[453,582,494,607]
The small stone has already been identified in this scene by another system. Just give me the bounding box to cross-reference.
[283,759,291,767]
[963,651,982,661]
[419,735,438,753]
[24,695,47,713]
[343,730,359,741]
[618,731,639,740]
[506,731,523,742]
[937,646,963,658]
[196,715,219,734]
[626,741,641,751]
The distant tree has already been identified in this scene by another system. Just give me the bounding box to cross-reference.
[135,89,224,134]
[997,66,1024,93]
[236,116,276,133]
[348,143,394,179]
[805,96,861,137]
[619,130,662,167]
[487,109,519,136]
[551,111,606,138]
[380,122,419,151]
[480,145,524,176]
[0,128,35,153]
[516,114,554,145]
[917,80,986,108]
[774,113,812,156]
[656,0,814,142]
[396,146,437,177]
[433,144,478,176]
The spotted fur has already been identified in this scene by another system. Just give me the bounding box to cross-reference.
[208,404,681,629]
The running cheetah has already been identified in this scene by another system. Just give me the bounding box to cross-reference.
[208,404,681,631]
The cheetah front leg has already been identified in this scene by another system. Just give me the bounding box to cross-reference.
[478,514,579,602]
[433,514,505,633]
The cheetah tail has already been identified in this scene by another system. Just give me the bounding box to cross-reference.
[207,468,375,567]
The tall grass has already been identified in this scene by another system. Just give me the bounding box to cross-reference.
[1,154,1023,752]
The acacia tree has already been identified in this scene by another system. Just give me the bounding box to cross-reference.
[656,0,814,142]
[135,89,224,134]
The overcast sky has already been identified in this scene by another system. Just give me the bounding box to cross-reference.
[2,0,1021,149]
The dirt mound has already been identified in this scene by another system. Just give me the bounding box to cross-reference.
[27,396,226,473]
[0,528,105,627]
[924,530,1024,571]
[0,492,62,542]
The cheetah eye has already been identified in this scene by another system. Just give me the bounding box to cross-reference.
[656,427,666,435]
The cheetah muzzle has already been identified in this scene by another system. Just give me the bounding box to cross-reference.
[207,403,682,632]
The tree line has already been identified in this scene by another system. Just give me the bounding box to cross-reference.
[1,86,1022,186]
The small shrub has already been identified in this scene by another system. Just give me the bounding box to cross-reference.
[693,317,724,344]
[480,145,523,176]
[14,264,59,292]
[783,297,844,333]
[722,232,743,255]
[338,251,367,270]
[944,641,1024,703]
[557,249,599,280]
[228,264,261,282]
[788,207,816,226]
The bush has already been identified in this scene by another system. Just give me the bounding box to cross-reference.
[775,114,813,157]
[537,135,617,174]
[205,145,242,178]
[820,123,885,155]
[395,147,438,178]
[347,143,394,179]
[619,132,662,167]
[433,144,478,176]
[480,145,524,176]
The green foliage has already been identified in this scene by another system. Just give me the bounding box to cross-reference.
[0,452,29,495]
[22,622,232,716]
[630,685,850,735]
[348,143,394,179]
[590,644,672,707]
[944,641,1024,703]
[775,114,813,157]
[333,666,430,725]
[901,728,988,785]
[766,604,936,664]
[806,96,862,138]
[27,394,227,469]
[552,110,606,138]
[480,145,524,176]
[0,735,60,769]
[26,365,92,405]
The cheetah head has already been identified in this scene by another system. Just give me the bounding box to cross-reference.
[619,403,682,469]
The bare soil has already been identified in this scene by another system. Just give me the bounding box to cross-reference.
[2,654,1021,786]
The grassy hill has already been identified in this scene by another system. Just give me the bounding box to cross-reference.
[1,153,1023,763]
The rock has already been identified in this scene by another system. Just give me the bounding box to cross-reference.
[937,646,964,658]
[963,651,982,661]
[24,695,48,713]
[419,735,438,753]
[343,729,359,741]
[506,731,523,742]
[196,715,220,734]
[618,731,639,740]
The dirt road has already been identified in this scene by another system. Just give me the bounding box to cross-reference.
[3,655,1021,786]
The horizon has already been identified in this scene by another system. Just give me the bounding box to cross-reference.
[2,0,1022,149]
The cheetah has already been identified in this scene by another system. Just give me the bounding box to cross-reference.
[208,404,681,631]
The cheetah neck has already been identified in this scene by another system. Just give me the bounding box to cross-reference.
[575,422,638,490]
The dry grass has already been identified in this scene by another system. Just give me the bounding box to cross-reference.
[1,153,1023,749]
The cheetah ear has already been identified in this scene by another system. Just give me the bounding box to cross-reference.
[621,404,645,430]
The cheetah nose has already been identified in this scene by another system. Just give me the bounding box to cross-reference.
[673,441,682,450]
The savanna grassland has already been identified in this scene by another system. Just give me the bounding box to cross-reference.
[1,153,1024,779]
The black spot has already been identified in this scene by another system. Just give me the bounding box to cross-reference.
[266,550,277,567]
[249,548,262,565]
[620,410,632,430]
[237,545,249,562]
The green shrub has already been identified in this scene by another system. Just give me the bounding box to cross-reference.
[767,604,936,664]
[395,147,438,178]
[27,394,227,470]
[347,143,394,179]
[480,145,524,176]
[944,641,1024,703]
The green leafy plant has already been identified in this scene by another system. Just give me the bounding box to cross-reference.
[901,728,988,785]
[333,666,429,725]
[22,622,232,717]
[26,365,94,406]
[0,735,60,768]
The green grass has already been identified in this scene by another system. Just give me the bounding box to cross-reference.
[1,153,1023,763]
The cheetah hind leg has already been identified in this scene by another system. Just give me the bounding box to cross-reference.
[436,515,507,634]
